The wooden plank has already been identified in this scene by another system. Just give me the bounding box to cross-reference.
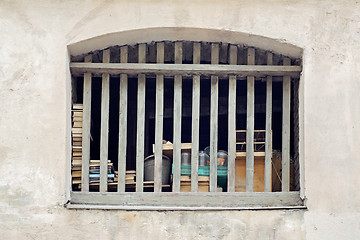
[155,143,191,159]
[236,152,265,158]
[81,54,92,192]
[70,62,302,78]
[70,191,304,208]
[118,45,128,192]
[282,57,291,192]
[136,43,146,192]
[191,42,201,192]
[173,41,183,192]
[246,48,255,192]
[154,42,164,192]
[181,175,210,182]
[99,49,110,193]
[210,43,219,192]
[157,143,192,152]
[228,45,237,192]
[264,52,273,192]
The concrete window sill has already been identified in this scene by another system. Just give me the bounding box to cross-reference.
[66,191,306,211]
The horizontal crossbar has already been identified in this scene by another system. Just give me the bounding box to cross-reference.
[70,63,302,78]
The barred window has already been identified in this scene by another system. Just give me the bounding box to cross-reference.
[68,40,303,210]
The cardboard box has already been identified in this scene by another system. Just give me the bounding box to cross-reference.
[235,156,269,192]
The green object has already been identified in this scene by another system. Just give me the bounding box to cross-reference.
[179,165,227,176]
[172,165,228,191]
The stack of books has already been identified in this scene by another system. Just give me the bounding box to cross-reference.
[71,104,83,190]
[89,160,115,184]
[112,170,136,185]
[125,170,136,184]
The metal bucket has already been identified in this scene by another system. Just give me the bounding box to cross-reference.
[144,155,172,185]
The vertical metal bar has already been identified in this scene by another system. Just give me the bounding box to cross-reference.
[191,42,201,192]
[282,57,291,192]
[264,52,273,192]
[173,41,182,192]
[246,47,255,192]
[136,43,146,192]
[81,54,92,192]
[154,42,164,192]
[118,46,128,192]
[210,43,219,192]
[100,49,110,193]
[227,45,237,192]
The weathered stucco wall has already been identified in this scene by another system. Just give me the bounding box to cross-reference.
[0,0,359,239]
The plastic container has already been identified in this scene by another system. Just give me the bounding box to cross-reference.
[199,151,209,166]
[204,146,210,157]
[217,150,228,166]
[181,152,191,165]
[144,155,172,185]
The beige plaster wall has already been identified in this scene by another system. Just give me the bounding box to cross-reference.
[0,0,359,239]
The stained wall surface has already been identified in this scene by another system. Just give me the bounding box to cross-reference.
[0,1,359,239]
